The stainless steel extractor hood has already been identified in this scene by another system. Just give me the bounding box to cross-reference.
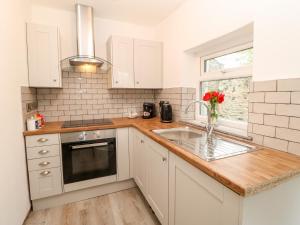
[61,4,111,71]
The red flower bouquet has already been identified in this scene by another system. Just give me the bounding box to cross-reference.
[202,91,225,122]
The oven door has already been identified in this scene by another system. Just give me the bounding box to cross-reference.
[62,138,116,184]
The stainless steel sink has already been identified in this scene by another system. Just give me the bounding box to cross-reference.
[152,127,256,161]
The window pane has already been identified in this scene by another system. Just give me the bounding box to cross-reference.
[204,48,253,73]
[200,77,250,122]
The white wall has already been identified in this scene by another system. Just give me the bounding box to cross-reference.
[253,0,300,81]
[30,5,157,60]
[0,0,31,224]
[157,0,300,87]
[156,0,256,88]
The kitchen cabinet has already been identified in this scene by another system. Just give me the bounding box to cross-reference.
[132,129,168,225]
[116,128,130,181]
[132,129,148,195]
[107,36,134,88]
[27,23,61,88]
[107,36,163,89]
[168,152,240,225]
[145,137,169,225]
[134,39,163,89]
[25,134,63,200]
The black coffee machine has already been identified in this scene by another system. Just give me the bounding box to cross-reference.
[143,102,156,119]
[159,101,172,123]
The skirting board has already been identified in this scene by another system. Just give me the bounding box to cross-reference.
[32,179,136,211]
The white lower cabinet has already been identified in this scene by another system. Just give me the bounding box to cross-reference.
[132,129,169,225]
[116,128,130,181]
[168,152,240,225]
[29,167,62,200]
[133,130,148,195]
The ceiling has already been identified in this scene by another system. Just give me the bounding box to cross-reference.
[30,0,186,26]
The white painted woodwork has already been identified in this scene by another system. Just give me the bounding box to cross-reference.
[26,133,60,147]
[134,39,163,89]
[64,175,117,193]
[145,137,169,225]
[107,36,163,89]
[26,145,60,159]
[128,127,134,178]
[107,36,135,88]
[132,129,168,225]
[29,167,63,200]
[168,152,240,225]
[27,23,61,88]
[132,130,148,195]
[116,128,130,181]
[27,156,61,171]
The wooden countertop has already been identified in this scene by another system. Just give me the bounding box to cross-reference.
[23,117,300,197]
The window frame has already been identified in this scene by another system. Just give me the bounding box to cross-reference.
[196,43,253,137]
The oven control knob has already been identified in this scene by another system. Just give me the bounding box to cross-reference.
[79,132,87,140]
[94,131,101,138]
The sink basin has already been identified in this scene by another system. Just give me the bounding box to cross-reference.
[152,127,256,161]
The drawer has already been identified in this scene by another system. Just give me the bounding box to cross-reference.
[29,167,62,200]
[28,156,61,171]
[26,134,60,147]
[27,145,60,159]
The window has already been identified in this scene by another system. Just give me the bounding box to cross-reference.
[196,43,253,137]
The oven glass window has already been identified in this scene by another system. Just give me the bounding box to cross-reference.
[62,138,116,184]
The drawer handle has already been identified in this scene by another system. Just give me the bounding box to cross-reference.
[40,170,51,176]
[38,150,49,155]
[162,157,167,162]
[37,138,48,143]
[140,140,144,144]
[39,161,50,167]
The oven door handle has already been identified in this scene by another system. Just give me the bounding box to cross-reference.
[71,142,109,150]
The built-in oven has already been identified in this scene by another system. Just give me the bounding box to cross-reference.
[61,129,117,191]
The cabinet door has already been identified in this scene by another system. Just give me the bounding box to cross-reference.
[169,153,240,225]
[116,128,130,181]
[134,39,162,89]
[110,36,134,88]
[146,139,169,225]
[27,23,61,88]
[132,130,147,195]
[29,167,62,200]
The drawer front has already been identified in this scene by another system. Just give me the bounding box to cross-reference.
[29,167,62,200]
[26,134,60,147]
[28,156,61,171]
[27,145,60,159]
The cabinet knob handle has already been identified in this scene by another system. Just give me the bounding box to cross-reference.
[162,157,167,162]
[53,79,57,82]
[40,170,51,176]
[141,140,144,144]
[39,161,50,167]
[38,150,49,155]
[115,81,119,84]
[37,138,48,143]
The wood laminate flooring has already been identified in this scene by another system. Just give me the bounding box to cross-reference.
[24,188,160,225]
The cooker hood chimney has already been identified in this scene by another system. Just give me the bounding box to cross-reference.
[61,4,111,71]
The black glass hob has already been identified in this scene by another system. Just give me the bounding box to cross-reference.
[62,119,113,128]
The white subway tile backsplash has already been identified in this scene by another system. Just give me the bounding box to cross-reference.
[253,124,276,137]
[253,103,276,114]
[254,80,277,92]
[276,128,300,143]
[289,117,300,130]
[277,78,300,91]
[265,92,290,104]
[291,92,300,104]
[276,104,300,117]
[263,137,288,152]
[264,115,289,128]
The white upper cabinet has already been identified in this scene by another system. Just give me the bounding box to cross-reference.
[107,36,163,89]
[107,36,135,88]
[27,23,61,88]
[134,39,163,89]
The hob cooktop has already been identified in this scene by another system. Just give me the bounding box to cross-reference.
[62,119,113,128]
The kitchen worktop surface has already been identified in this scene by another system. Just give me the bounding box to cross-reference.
[24,117,300,197]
